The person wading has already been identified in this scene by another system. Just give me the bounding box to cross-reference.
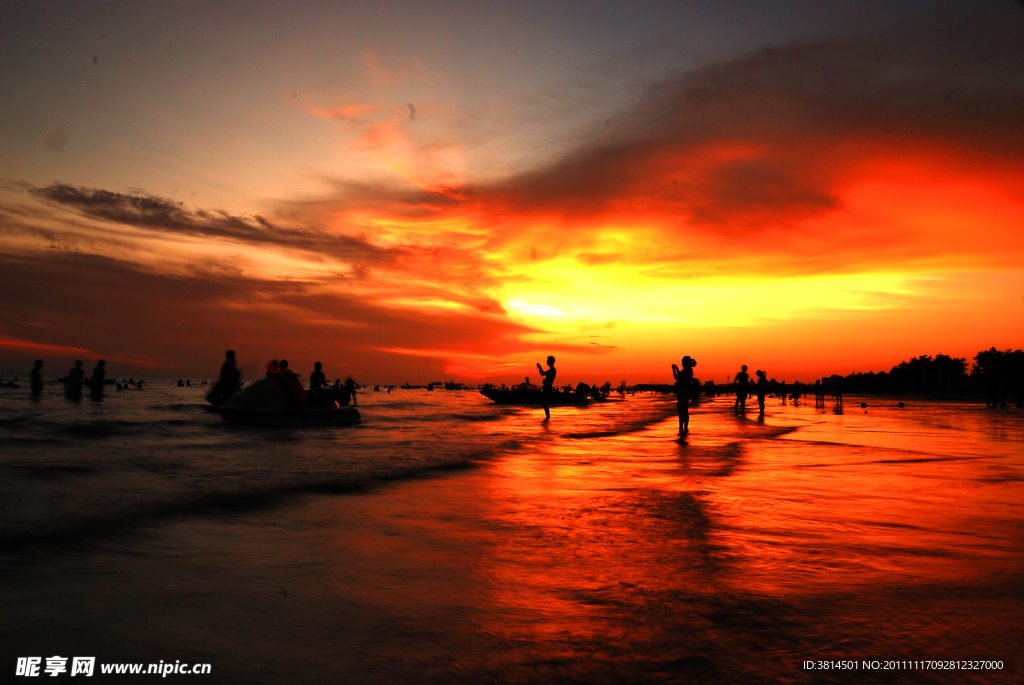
[536,356,557,420]
[672,356,696,433]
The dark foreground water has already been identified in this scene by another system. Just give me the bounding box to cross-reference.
[1,381,1021,683]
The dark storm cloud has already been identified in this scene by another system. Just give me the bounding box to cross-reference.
[468,4,1024,232]
[0,250,532,376]
[29,183,408,265]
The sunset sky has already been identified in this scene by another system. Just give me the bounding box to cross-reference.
[2,0,1022,384]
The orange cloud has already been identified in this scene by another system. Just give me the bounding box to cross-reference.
[309,103,380,121]
[361,51,439,87]
[4,12,1023,383]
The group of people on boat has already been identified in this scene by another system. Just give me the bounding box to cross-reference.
[207,351,357,409]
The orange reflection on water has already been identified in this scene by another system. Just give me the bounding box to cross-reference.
[313,394,1022,678]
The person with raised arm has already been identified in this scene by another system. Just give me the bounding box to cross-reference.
[672,356,696,433]
[536,356,557,420]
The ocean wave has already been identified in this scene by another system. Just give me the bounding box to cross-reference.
[3,462,101,478]
[565,408,675,439]
[58,420,117,438]
[0,436,67,447]
[0,457,484,550]
[147,402,215,412]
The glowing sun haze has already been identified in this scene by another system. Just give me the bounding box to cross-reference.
[1,0,1022,384]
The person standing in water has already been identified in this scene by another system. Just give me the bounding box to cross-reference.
[755,369,768,418]
[734,364,750,414]
[89,359,106,401]
[340,377,358,406]
[30,360,43,398]
[220,350,241,397]
[65,360,85,400]
[672,356,696,433]
[309,362,327,390]
[536,356,556,420]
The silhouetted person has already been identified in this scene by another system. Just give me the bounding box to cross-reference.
[65,360,85,400]
[309,362,327,390]
[537,356,556,419]
[221,350,241,395]
[89,360,106,401]
[755,369,767,417]
[834,378,843,406]
[814,380,823,407]
[734,365,749,414]
[268,359,307,407]
[30,360,43,397]
[672,356,696,433]
[206,350,241,406]
[339,377,358,406]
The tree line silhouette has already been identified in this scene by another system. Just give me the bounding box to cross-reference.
[834,348,1023,404]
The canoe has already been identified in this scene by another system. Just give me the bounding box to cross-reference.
[479,388,589,406]
[220,404,360,428]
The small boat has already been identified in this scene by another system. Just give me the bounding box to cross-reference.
[218,377,360,427]
[220,403,360,427]
[479,388,589,406]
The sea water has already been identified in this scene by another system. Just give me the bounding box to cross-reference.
[0,380,669,545]
[1,381,1021,683]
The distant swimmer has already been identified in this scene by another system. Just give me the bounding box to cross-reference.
[672,355,696,433]
[89,359,106,401]
[309,362,327,391]
[734,364,749,414]
[65,360,85,400]
[755,370,768,418]
[537,356,556,419]
[30,360,43,398]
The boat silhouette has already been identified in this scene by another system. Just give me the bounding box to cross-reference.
[479,387,589,406]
